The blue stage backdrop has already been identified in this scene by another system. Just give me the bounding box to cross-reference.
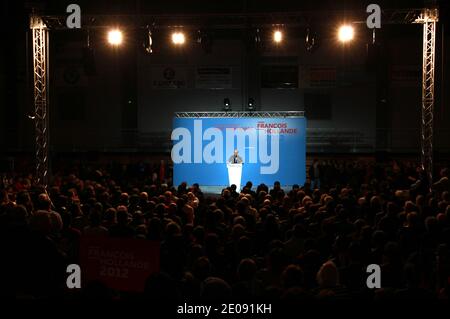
[171,116,306,187]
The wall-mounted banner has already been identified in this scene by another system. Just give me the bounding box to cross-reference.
[195,67,233,89]
[171,116,306,187]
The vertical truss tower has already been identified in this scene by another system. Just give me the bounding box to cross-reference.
[416,8,438,188]
[30,15,49,189]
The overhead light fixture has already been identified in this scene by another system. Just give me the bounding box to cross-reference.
[223,98,231,111]
[273,30,283,43]
[144,28,153,54]
[305,27,316,51]
[107,29,123,46]
[248,98,255,111]
[171,31,185,45]
[338,24,354,43]
[255,28,261,43]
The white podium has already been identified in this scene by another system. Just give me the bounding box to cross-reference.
[227,163,243,192]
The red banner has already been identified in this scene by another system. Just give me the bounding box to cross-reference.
[80,237,160,292]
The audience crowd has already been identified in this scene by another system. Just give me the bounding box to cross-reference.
[1,159,450,300]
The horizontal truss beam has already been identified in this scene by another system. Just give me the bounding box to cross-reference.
[174,111,304,118]
[41,9,425,30]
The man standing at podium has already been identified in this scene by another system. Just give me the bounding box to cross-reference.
[228,149,243,164]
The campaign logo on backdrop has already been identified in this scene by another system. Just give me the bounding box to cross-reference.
[171,117,306,187]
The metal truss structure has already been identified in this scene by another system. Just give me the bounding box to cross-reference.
[415,9,438,187]
[40,9,425,30]
[30,15,49,189]
[29,7,439,188]
[175,111,304,118]
[380,9,424,25]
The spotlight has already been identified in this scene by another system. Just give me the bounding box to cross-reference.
[254,28,261,43]
[144,28,153,54]
[273,30,283,43]
[172,32,185,45]
[338,24,354,43]
[223,98,231,111]
[107,29,123,46]
[305,27,316,51]
[248,98,255,111]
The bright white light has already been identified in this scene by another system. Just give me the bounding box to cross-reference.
[338,25,354,43]
[171,32,186,45]
[273,30,283,43]
[108,29,123,45]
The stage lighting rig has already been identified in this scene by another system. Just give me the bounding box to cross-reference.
[143,26,153,54]
[248,98,255,111]
[223,98,231,111]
